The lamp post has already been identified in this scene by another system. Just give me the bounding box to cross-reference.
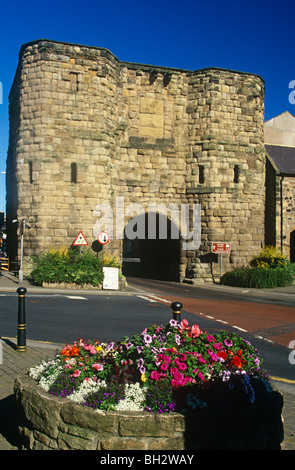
[12,218,25,283]
[19,219,25,283]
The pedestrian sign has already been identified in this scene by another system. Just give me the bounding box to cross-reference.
[212,242,231,254]
[73,231,89,246]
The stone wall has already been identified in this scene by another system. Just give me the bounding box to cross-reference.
[281,177,295,260]
[6,39,266,281]
[265,159,295,261]
[14,374,284,450]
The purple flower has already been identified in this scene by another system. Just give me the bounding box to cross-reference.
[143,334,152,344]
[224,338,233,347]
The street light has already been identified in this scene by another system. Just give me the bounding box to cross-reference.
[12,218,25,283]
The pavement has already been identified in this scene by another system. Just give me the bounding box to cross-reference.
[0,270,294,450]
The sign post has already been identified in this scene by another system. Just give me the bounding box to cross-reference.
[211,242,231,278]
[97,231,110,246]
[97,231,110,255]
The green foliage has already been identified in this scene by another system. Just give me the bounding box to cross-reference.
[221,245,295,288]
[250,245,288,269]
[221,266,294,288]
[30,247,120,286]
[83,383,126,411]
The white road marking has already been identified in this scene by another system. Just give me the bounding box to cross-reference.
[137,295,157,303]
[233,326,248,332]
[149,295,171,304]
[65,296,87,300]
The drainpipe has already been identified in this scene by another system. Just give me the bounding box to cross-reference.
[280,175,284,253]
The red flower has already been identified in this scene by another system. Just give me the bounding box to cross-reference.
[217,350,227,360]
[232,355,242,368]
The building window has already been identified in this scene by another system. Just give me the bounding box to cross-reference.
[29,161,33,183]
[234,165,240,183]
[199,165,205,184]
[71,163,77,183]
[70,73,79,92]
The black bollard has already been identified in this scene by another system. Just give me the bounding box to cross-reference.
[17,287,27,352]
[170,301,183,322]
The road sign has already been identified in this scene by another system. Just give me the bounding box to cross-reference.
[212,242,231,254]
[97,231,110,245]
[73,231,89,246]
[103,267,119,290]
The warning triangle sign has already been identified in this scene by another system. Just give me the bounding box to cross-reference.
[73,231,89,246]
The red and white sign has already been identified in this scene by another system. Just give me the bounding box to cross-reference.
[212,242,231,254]
[97,231,110,245]
[73,231,89,246]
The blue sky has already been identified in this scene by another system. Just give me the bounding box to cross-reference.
[0,0,295,212]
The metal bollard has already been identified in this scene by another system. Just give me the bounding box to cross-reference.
[170,301,183,322]
[17,287,27,352]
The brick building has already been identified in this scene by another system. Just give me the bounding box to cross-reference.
[265,112,295,262]
[6,39,266,282]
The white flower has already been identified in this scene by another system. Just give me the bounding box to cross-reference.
[115,382,146,411]
[67,378,106,403]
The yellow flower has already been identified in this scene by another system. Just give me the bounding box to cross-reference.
[95,346,102,352]
[141,373,147,383]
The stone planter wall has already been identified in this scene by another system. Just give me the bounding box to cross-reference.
[14,375,284,451]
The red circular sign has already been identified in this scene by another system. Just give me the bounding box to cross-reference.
[97,231,110,245]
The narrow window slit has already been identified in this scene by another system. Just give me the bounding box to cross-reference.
[71,163,77,183]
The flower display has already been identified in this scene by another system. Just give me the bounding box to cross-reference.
[29,319,272,413]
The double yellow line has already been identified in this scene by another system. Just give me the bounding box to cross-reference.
[270,376,295,385]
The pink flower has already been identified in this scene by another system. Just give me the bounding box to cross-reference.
[213,342,223,350]
[180,319,189,329]
[160,363,169,371]
[83,344,97,354]
[198,372,205,381]
[150,370,161,381]
[71,370,81,377]
[206,335,214,342]
[191,324,202,337]
[210,353,219,362]
[171,379,179,387]
[173,371,184,381]
[178,362,187,371]
[198,355,206,364]
[162,355,171,364]
[92,363,104,371]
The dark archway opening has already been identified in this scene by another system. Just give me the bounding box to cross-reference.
[290,230,295,263]
[122,212,180,281]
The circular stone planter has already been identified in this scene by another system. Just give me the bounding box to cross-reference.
[14,375,284,450]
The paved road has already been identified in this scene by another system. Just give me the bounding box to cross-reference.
[0,276,294,381]
[127,277,295,346]
[0,273,294,450]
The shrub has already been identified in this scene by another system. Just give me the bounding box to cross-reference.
[221,266,294,288]
[30,247,120,286]
[220,246,294,288]
[250,245,287,269]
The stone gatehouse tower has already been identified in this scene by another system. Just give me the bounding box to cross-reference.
[6,39,265,282]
